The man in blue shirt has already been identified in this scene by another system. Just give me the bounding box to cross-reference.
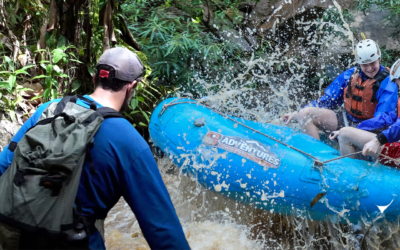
[282,39,398,140]
[0,47,190,249]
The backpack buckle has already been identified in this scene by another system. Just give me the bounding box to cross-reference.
[13,169,26,186]
[39,174,66,196]
[63,114,76,125]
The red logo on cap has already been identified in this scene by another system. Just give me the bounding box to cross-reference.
[99,70,110,78]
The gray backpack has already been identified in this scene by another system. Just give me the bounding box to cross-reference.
[0,95,122,249]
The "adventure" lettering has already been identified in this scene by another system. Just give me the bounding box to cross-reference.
[203,132,281,168]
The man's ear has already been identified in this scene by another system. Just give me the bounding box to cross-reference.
[128,80,138,90]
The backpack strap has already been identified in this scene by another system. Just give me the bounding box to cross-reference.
[81,107,123,127]
[96,107,124,119]
[37,112,77,126]
[84,107,123,174]
[75,95,97,110]
[55,95,99,115]
[10,100,122,153]
[54,96,78,115]
[5,99,77,152]
[7,141,18,152]
[371,68,390,102]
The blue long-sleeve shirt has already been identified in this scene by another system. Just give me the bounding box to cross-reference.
[357,111,400,144]
[304,66,398,122]
[0,96,190,250]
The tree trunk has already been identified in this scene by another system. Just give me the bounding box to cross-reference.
[38,22,47,50]
[47,0,58,31]
[73,0,84,47]
[83,3,92,64]
[8,30,20,62]
[103,0,113,52]
[201,0,214,26]
[0,0,20,62]
[56,0,64,35]
[118,16,141,51]
[21,15,32,67]
[110,20,117,45]
[14,0,19,14]
[36,21,47,62]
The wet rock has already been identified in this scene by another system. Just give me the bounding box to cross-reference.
[237,1,256,13]
[224,8,245,26]
[0,112,20,152]
[351,8,400,50]
[238,0,358,76]
[312,7,400,73]
[246,0,356,34]
[218,27,253,52]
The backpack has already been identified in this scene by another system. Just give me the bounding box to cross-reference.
[0,95,123,249]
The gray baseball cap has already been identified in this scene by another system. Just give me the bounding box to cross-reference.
[97,47,144,82]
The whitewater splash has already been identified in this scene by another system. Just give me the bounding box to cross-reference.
[105,158,263,250]
[105,1,400,249]
[105,156,400,249]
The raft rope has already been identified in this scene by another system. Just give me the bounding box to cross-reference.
[160,98,321,162]
[319,151,362,164]
[159,98,400,166]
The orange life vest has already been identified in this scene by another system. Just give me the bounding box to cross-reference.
[344,67,390,119]
[397,99,400,118]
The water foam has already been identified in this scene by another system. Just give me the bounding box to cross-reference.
[105,2,400,249]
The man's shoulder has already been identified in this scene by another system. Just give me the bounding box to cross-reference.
[34,97,149,150]
[101,116,135,131]
[98,118,149,151]
[28,99,62,125]
[37,98,62,109]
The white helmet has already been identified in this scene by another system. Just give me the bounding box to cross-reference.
[356,39,381,64]
[390,59,400,82]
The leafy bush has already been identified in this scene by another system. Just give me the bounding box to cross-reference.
[33,45,83,102]
[380,45,400,69]
[0,56,34,120]
[124,0,242,93]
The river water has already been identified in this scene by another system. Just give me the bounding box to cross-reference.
[104,1,400,249]
[105,158,264,250]
[104,157,400,249]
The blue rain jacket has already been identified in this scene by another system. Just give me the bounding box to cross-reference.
[304,66,398,123]
[0,96,190,250]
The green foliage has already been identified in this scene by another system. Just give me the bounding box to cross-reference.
[356,0,400,39]
[33,45,83,102]
[380,45,400,68]
[0,0,167,131]
[125,0,241,94]
[0,56,34,120]
[320,7,356,45]
[125,80,174,127]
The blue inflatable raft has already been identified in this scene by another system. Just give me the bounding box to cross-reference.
[149,97,400,223]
